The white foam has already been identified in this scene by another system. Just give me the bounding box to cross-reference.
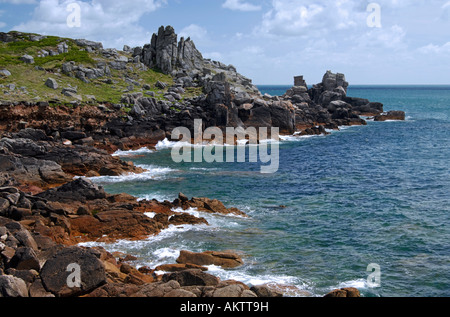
[190,167,220,171]
[204,264,308,293]
[112,147,154,157]
[155,138,189,150]
[88,165,178,184]
[337,278,369,290]
[144,212,156,218]
[153,247,180,262]
[279,134,326,142]
[172,206,249,228]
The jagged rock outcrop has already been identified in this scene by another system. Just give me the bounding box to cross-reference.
[137,26,259,95]
[374,110,406,121]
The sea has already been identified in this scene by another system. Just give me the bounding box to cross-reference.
[82,85,450,297]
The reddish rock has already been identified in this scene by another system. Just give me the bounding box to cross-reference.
[176,250,244,269]
[324,287,361,297]
[155,263,208,272]
[374,111,406,121]
[173,193,248,217]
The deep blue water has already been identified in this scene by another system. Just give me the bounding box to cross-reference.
[85,85,450,297]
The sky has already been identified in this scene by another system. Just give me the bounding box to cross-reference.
[0,0,449,85]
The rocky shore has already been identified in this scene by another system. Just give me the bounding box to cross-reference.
[0,26,404,298]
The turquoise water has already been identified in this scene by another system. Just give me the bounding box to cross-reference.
[86,85,450,297]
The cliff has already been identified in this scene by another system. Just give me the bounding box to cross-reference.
[0,26,405,298]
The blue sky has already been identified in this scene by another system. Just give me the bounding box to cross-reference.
[0,0,449,85]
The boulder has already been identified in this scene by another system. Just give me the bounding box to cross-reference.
[251,285,283,297]
[37,178,106,204]
[40,246,106,297]
[213,284,257,298]
[45,78,58,90]
[60,131,87,141]
[8,247,40,271]
[374,111,406,121]
[0,153,71,188]
[75,39,103,51]
[29,278,55,297]
[0,69,11,77]
[324,287,360,297]
[20,55,34,64]
[176,250,244,269]
[69,209,161,242]
[162,269,220,287]
[155,263,208,272]
[12,128,49,141]
[180,196,247,217]
[0,275,28,297]
[130,280,186,297]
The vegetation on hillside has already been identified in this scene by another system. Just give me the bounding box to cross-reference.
[0,31,178,105]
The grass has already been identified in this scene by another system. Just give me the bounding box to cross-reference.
[34,50,95,67]
[0,63,176,104]
[0,33,94,68]
[0,31,206,106]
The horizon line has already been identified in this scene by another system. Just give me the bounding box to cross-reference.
[255,83,450,86]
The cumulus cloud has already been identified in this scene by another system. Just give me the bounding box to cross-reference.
[222,0,261,12]
[255,0,365,38]
[180,24,208,42]
[12,0,167,48]
[418,42,450,54]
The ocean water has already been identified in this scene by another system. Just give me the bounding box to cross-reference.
[85,85,450,297]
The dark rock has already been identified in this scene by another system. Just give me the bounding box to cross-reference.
[29,278,55,297]
[37,178,106,204]
[162,269,220,287]
[374,111,406,121]
[12,128,49,141]
[9,246,40,271]
[60,131,87,141]
[40,246,106,297]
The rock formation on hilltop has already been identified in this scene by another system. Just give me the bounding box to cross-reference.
[135,25,260,95]
[140,25,203,75]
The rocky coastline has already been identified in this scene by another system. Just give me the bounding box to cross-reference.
[0,26,405,298]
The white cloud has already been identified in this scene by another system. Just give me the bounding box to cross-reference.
[255,0,365,38]
[222,0,261,12]
[12,0,167,48]
[418,42,450,54]
[179,24,208,42]
[359,24,407,50]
